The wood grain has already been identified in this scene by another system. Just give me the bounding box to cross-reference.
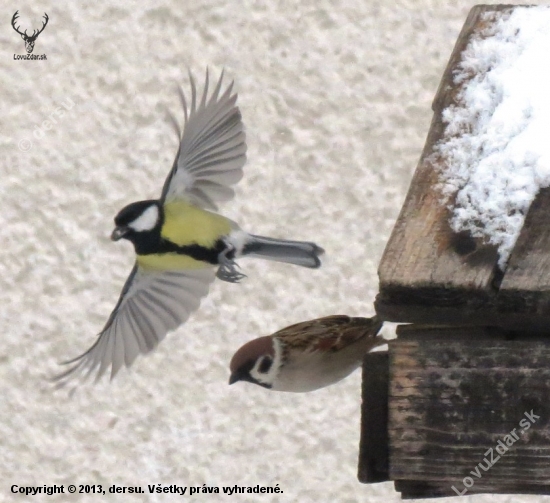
[375,4,550,329]
[388,329,550,497]
[378,5,507,298]
[499,187,550,312]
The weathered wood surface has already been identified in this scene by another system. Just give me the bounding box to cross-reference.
[358,352,389,483]
[376,4,550,330]
[500,187,550,305]
[395,480,550,500]
[388,327,550,498]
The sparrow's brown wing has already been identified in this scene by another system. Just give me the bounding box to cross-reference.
[275,315,384,353]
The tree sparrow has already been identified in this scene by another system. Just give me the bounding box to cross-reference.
[229,315,385,392]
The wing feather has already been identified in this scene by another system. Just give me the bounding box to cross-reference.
[130,302,158,353]
[142,290,180,328]
[54,266,215,385]
[127,303,152,353]
[120,315,140,368]
[181,95,238,156]
[111,317,126,379]
[196,169,244,187]
[161,70,246,210]
[94,333,112,381]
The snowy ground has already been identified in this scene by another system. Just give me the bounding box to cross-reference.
[2,1,549,502]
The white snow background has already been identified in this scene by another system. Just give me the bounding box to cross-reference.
[437,6,550,269]
[2,1,549,502]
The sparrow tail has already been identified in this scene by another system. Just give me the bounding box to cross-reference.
[242,235,324,268]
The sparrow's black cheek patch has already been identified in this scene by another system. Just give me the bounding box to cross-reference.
[258,356,272,374]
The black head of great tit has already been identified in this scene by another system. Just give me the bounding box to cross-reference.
[110,199,163,254]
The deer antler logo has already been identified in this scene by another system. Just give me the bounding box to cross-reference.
[11,11,49,54]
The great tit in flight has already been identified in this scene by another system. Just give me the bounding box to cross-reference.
[56,70,324,384]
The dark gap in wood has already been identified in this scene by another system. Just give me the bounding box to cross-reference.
[449,231,476,256]
[491,264,505,291]
[358,352,389,483]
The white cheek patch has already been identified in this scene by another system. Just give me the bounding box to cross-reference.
[250,338,283,386]
[129,205,159,232]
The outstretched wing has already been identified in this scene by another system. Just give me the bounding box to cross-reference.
[160,69,247,210]
[55,265,216,385]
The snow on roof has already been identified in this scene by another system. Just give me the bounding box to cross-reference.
[435,6,550,270]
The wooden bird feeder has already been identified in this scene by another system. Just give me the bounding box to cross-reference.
[359,4,550,498]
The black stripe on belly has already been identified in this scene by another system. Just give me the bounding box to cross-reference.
[153,238,231,265]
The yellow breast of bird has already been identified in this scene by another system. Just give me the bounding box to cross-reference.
[137,253,211,270]
[137,201,233,271]
[160,201,233,246]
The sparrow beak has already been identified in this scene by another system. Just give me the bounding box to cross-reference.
[111,226,128,241]
[229,371,241,385]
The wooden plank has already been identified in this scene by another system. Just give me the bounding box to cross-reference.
[395,480,550,499]
[388,329,550,496]
[499,187,550,314]
[395,323,526,340]
[375,4,550,329]
[377,5,510,321]
[358,352,390,483]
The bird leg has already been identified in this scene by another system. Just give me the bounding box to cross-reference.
[216,244,247,283]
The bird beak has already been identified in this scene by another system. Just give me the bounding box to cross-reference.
[111,226,128,241]
[229,372,241,385]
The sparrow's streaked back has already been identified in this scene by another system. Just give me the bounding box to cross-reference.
[229,315,385,392]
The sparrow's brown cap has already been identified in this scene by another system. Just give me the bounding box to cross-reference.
[229,335,274,374]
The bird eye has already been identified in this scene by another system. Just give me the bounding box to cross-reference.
[258,356,272,374]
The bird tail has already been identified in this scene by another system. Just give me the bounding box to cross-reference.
[242,235,324,268]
